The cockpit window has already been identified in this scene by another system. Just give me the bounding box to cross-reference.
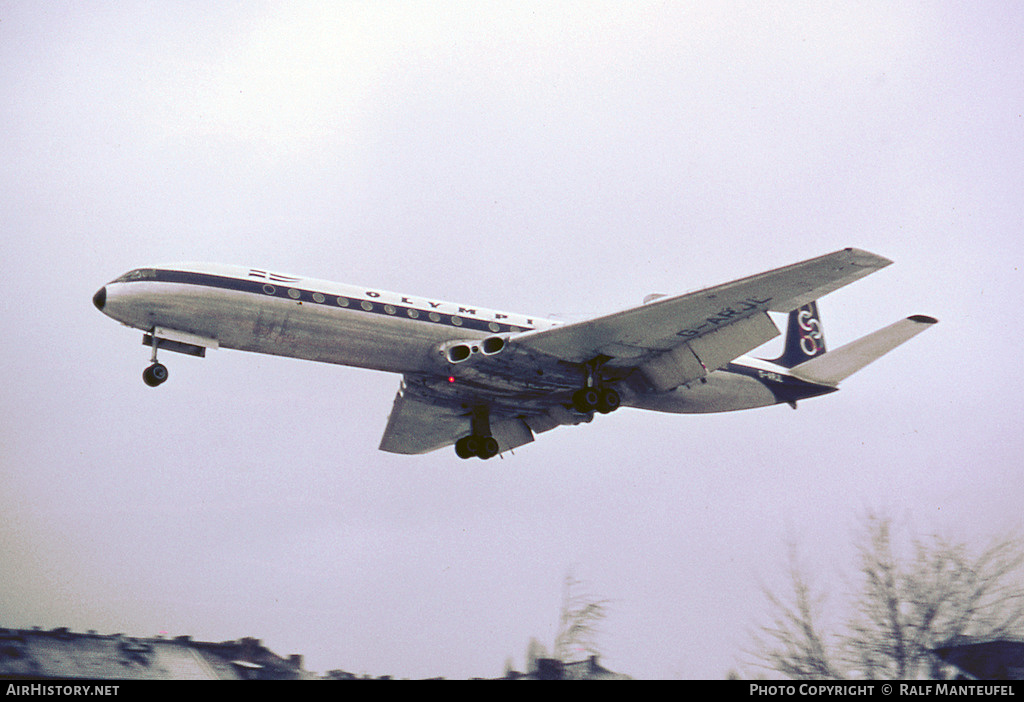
[114,268,157,283]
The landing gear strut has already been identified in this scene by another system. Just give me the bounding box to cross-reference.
[142,331,169,387]
[455,406,500,460]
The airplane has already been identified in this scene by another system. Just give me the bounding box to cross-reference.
[92,248,936,459]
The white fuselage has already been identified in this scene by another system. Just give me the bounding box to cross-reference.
[96,263,831,416]
[99,264,560,374]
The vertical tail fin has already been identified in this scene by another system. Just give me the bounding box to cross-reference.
[771,302,827,368]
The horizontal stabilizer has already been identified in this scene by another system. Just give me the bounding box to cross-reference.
[789,315,937,386]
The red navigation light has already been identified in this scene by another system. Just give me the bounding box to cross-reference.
[448,376,456,383]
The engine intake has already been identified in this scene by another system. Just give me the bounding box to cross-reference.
[439,336,506,364]
[480,336,505,355]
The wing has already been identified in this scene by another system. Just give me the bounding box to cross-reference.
[378,247,892,454]
[515,247,890,362]
[379,379,537,455]
[378,383,466,455]
[511,247,892,390]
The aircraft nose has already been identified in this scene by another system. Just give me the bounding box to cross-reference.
[92,286,106,311]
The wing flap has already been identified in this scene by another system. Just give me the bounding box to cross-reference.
[640,311,779,391]
[491,417,535,453]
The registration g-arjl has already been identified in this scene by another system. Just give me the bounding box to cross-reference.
[93,248,936,459]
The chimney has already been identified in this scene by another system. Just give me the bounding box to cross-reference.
[535,658,564,680]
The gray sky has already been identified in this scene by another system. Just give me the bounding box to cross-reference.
[2,2,1022,679]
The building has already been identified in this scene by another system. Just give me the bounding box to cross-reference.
[0,627,314,680]
[503,655,630,680]
[932,638,1024,680]
[1,625,632,680]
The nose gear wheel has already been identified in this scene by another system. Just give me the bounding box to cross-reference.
[143,362,168,387]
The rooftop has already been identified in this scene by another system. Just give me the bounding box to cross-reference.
[0,627,312,680]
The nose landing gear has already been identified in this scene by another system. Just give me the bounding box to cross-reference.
[142,331,169,387]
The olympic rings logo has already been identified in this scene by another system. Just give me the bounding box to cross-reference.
[798,309,824,356]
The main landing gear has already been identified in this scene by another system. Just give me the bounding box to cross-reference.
[142,331,169,387]
[455,406,500,460]
[455,434,500,460]
[571,358,621,415]
[571,386,620,414]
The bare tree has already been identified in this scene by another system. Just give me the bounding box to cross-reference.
[553,573,610,662]
[752,545,842,679]
[752,511,1024,679]
[845,512,1024,679]
[524,637,548,674]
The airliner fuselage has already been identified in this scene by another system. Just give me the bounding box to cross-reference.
[95,264,554,374]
